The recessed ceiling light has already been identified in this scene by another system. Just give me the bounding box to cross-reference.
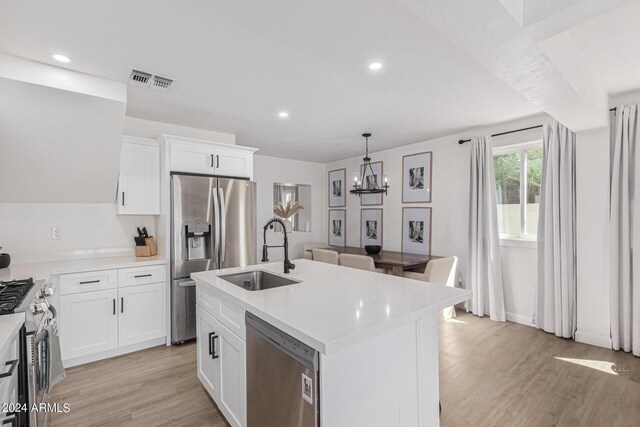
[51,54,71,63]
[278,111,289,118]
[368,62,382,71]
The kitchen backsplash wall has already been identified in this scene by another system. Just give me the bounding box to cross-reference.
[0,203,155,262]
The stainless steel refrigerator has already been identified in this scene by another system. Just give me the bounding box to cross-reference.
[170,174,256,344]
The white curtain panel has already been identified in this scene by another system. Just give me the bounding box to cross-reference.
[535,121,577,338]
[610,104,639,356]
[467,136,506,321]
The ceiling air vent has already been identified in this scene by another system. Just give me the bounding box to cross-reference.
[129,69,152,86]
[152,75,173,90]
[127,68,174,92]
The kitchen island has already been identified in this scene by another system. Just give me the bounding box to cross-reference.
[192,259,472,427]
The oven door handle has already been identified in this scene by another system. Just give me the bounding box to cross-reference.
[0,359,18,379]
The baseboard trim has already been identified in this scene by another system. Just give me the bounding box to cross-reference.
[505,312,535,327]
[575,330,612,349]
[63,337,166,368]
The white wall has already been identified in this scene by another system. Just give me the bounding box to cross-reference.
[0,203,155,262]
[254,155,327,262]
[123,116,236,144]
[325,115,549,322]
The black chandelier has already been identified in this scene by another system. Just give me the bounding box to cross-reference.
[350,133,389,196]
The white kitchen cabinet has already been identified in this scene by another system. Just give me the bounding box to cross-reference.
[58,263,168,367]
[170,141,216,175]
[118,282,166,347]
[117,137,160,215]
[214,146,253,179]
[217,320,246,427]
[60,289,119,359]
[161,134,257,179]
[196,288,246,427]
[196,305,221,401]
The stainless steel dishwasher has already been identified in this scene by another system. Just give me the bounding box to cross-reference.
[246,312,320,427]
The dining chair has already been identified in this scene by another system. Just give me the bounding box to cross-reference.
[404,256,458,320]
[303,242,327,260]
[312,248,339,265]
[338,253,386,273]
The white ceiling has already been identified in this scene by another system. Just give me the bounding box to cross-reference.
[570,1,640,95]
[0,1,637,162]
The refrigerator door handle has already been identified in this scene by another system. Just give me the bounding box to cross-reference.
[212,186,221,265]
[218,187,227,264]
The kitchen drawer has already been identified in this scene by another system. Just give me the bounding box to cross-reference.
[59,270,117,295]
[196,283,221,318]
[118,264,166,288]
[218,297,245,340]
[0,333,19,405]
[196,284,245,340]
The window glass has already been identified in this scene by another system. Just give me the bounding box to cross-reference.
[494,151,521,235]
[526,148,542,236]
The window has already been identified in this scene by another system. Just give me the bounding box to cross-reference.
[493,142,542,239]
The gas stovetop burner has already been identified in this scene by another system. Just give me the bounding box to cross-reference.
[0,278,34,314]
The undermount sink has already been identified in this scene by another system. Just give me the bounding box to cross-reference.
[218,270,300,291]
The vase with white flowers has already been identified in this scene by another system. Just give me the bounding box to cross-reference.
[273,200,304,232]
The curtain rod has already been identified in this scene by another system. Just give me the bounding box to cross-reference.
[458,107,620,145]
[458,125,542,145]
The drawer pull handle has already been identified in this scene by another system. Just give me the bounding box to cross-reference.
[113,299,116,315]
[134,274,152,278]
[0,359,18,379]
[210,333,219,360]
[121,297,124,314]
[79,280,100,285]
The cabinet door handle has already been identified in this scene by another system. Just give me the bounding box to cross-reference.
[122,191,125,206]
[0,359,18,379]
[113,299,116,315]
[134,274,152,278]
[121,297,124,314]
[209,333,219,359]
[210,154,214,168]
[79,280,100,285]
[2,413,17,426]
[216,155,219,168]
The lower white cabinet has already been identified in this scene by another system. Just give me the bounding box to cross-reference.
[118,283,166,347]
[196,302,246,427]
[59,264,167,365]
[60,289,119,359]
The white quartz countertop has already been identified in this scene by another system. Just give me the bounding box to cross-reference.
[0,255,166,282]
[0,313,24,357]
[192,259,473,354]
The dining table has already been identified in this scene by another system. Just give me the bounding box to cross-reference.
[305,245,442,276]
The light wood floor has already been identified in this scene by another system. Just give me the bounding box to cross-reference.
[49,311,640,426]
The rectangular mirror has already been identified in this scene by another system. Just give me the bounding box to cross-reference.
[273,183,312,232]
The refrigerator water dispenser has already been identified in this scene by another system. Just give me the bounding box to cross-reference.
[185,223,211,261]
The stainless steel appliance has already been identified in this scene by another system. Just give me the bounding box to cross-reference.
[171,174,256,343]
[0,278,57,427]
[246,312,319,427]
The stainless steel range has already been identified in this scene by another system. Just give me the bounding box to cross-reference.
[0,278,57,427]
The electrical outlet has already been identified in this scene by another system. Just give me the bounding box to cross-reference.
[51,227,61,240]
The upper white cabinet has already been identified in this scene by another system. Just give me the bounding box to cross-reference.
[160,135,257,179]
[117,136,160,215]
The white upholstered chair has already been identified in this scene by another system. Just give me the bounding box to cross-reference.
[303,242,327,260]
[312,248,339,265]
[404,256,458,320]
[338,253,386,274]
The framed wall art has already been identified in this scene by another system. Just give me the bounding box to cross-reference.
[360,209,383,248]
[360,161,383,206]
[328,168,346,207]
[402,152,432,203]
[328,209,346,246]
[402,207,432,255]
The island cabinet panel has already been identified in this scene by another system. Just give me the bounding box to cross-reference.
[320,320,423,427]
[196,285,247,427]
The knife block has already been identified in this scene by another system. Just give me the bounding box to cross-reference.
[145,237,158,256]
[135,236,157,257]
